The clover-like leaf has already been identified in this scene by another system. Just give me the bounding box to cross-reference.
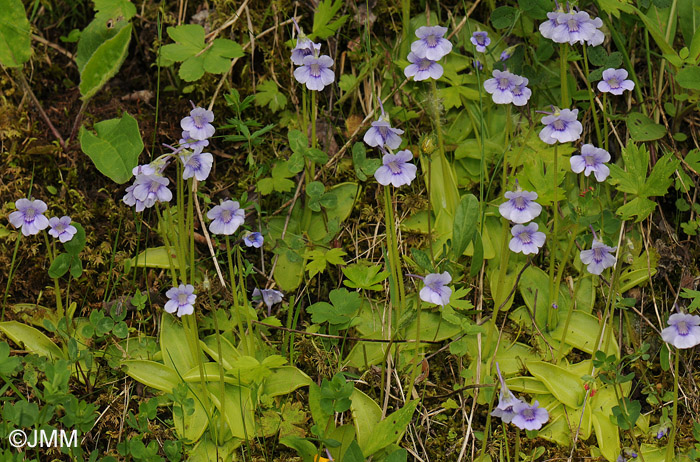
[342,262,389,291]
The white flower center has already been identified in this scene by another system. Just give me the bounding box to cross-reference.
[593,247,605,263]
[388,161,402,174]
[522,408,535,421]
[553,119,566,131]
[498,77,511,90]
[418,59,432,70]
[607,78,620,89]
[220,209,232,222]
[25,207,36,220]
[426,34,438,47]
[567,18,580,32]
[518,231,532,244]
[513,196,527,210]
[584,155,596,166]
[194,115,204,128]
[178,293,189,305]
[676,321,689,335]
[310,63,321,77]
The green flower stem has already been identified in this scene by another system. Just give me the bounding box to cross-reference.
[208,291,227,445]
[602,93,609,152]
[401,0,410,42]
[236,247,256,352]
[225,236,249,355]
[43,232,64,318]
[1,234,22,321]
[188,179,196,284]
[666,348,680,461]
[581,45,603,147]
[514,427,520,462]
[156,206,179,286]
[383,186,406,334]
[177,164,188,284]
[183,313,212,438]
[560,44,570,109]
[553,227,580,363]
[405,292,423,400]
[547,144,560,332]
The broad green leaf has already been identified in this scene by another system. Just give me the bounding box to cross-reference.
[79,112,144,184]
[350,389,382,451]
[626,112,667,141]
[491,6,519,29]
[526,361,585,408]
[591,386,621,462]
[0,342,21,375]
[48,253,72,279]
[0,0,31,67]
[452,194,479,259]
[676,66,700,90]
[121,360,179,392]
[343,441,364,462]
[262,366,312,397]
[160,313,198,375]
[129,246,180,270]
[361,401,418,456]
[0,322,65,359]
[280,436,317,462]
[632,5,677,57]
[79,23,132,99]
[207,383,255,440]
[203,38,245,74]
[678,0,700,45]
[63,223,86,255]
[93,0,136,22]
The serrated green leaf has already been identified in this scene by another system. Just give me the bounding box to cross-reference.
[255,80,288,112]
[79,112,143,184]
[325,248,347,265]
[203,39,244,74]
[343,262,389,291]
[167,24,205,52]
[312,0,349,40]
[79,23,132,99]
[0,0,31,67]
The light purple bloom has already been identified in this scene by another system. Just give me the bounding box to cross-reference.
[597,68,635,95]
[207,200,245,235]
[500,46,516,62]
[181,107,215,141]
[244,232,264,248]
[473,59,483,71]
[484,70,530,105]
[411,26,452,61]
[132,164,156,176]
[363,118,404,150]
[420,272,452,306]
[509,222,546,255]
[291,36,319,66]
[179,130,210,152]
[9,198,49,236]
[539,11,564,40]
[499,189,542,224]
[404,52,443,81]
[470,31,490,53]
[164,284,196,317]
[580,239,617,275]
[570,144,611,182]
[374,150,417,187]
[253,288,283,316]
[130,174,173,211]
[539,108,583,144]
[180,150,213,181]
[48,216,77,243]
[491,363,523,424]
[294,54,335,91]
[551,11,602,45]
[656,427,668,439]
[511,400,549,431]
[661,313,700,349]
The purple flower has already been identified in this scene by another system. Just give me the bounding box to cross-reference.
[180,150,213,181]
[48,216,77,243]
[207,200,245,235]
[661,313,700,349]
[404,52,443,81]
[511,400,549,431]
[551,11,603,45]
[499,189,542,224]
[164,284,196,317]
[363,116,404,151]
[179,130,210,152]
[9,198,49,236]
[509,222,546,255]
[420,272,452,306]
[470,31,490,53]
[253,288,283,315]
[291,36,319,66]
[483,70,530,106]
[656,427,668,439]
[580,239,617,275]
[130,174,173,211]
[539,11,564,40]
[539,108,583,144]
[244,232,264,248]
[374,150,417,187]
[132,164,156,176]
[294,54,335,91]
[473,59,483,71]
[411,26,452,61]
[491,363,523,424]
[181,107,215,141]
[570,144,611,182]
[597,68,635,95]
[500,46,516,62]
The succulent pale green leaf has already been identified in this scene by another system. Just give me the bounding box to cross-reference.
[79,112,143,184]
[0,0,31,67]
[0,322,65,359]
[121,360,179,392]
[79,23,132,99]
